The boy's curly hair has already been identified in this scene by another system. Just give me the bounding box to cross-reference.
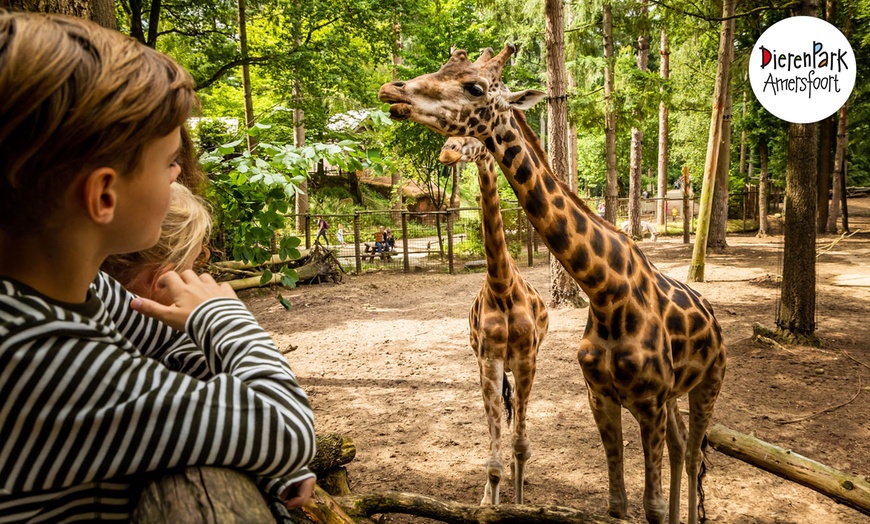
[0,11,196,233]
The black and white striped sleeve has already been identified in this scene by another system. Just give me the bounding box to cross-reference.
[0,296,316,498]
[91,272,212,379]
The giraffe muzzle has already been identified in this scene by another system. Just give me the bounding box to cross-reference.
[388,103,412,120]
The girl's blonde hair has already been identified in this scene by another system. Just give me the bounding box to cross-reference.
[103,183,212,289]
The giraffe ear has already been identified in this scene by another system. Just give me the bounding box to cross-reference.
[504,89,546,110]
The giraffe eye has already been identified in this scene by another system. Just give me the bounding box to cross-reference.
[465,83,486,97]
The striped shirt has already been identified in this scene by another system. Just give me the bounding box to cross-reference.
[0,272,316,522]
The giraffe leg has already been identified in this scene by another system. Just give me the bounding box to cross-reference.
[633,403,667,524]
[478,357,505,505]
[665,398,688,524]
[686,361,725,524]
[587,390,627,518]
[511,359,535,505]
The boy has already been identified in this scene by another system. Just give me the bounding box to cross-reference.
[0,11,315,521]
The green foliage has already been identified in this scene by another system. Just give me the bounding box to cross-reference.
[202,119,382,263]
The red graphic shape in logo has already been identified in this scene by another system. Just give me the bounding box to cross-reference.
[761,46,771,68]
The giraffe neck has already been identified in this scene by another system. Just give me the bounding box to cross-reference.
[482,109,645,304]
[476,155,515,289]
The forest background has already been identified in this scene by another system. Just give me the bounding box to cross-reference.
[6,0,868,273]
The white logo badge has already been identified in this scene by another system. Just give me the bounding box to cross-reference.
[749,16,855,124]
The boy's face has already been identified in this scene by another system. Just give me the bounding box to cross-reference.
[111,127,182,254]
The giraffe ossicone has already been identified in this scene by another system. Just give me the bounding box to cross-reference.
[381,45,726,524]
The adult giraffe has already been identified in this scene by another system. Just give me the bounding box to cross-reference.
[440,136,548,505]
[379,46,725,524]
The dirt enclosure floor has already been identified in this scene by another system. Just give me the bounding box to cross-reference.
[244,199,870,524]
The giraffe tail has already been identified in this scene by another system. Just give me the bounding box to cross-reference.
[697,433,709,524]
[501,372,513,424]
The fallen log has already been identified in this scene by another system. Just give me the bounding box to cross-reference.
[317,468,352,496]
[311,434,356,497]
[132,467,273,523]
[301,485,359,524]
[708,424,870,516]
[335,491,619,524]
[226,261,320,290]
[311,434,356,471]
[212,250,311,270]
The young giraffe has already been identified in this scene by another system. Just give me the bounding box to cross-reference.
[379,46,726,524]
[440,136,548,505]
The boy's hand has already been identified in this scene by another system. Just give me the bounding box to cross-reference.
[281,476,316,509]
[131,270,237,331]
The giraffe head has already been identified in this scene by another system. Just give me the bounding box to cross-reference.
[378,45,545,138]
[439,136,489,166]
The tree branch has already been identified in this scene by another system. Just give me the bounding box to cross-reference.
[196,55,273,91]
[303,17,340,46]
[647,0,798,22]
[157,28,234,38]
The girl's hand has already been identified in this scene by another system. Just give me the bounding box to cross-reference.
[131,270,237,331]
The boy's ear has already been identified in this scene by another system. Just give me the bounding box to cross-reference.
[83,168,120,225]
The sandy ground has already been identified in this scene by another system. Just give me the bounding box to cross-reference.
[244,199,870,524]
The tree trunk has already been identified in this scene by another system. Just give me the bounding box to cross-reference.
[657,29,669,226]
[238,0,256,153]
[708,424,870,516]
[293,81,309,231]
[827,108,847,234]
[757,138,770,237]
[132,467,274,523]
[708,86,732,251]
[628,2,649,239]
[739,89,747,177]
[687,0,735,282]
[818,114,834,232]
[391,24,404,222]
[337,492,616,524]
[4,0,114,27]
[90,0,116,29]
[778,121,818,343]
[816,0,835,232]
[603,1,618,224]
[546,0,586,308]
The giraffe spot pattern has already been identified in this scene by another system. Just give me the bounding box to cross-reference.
[544,216,570,255]
[502,145,522,169]
[553,196,565,209]
[585,265,606,289]
[671,289,691,309]
[544,175,556,193]
[610,306,624,340]
[484,137,495,151]
[524,179,548,219]
[666,312,686,335]
[624,306,640,335]
[514,156,533,184]
[568,245,589,273]
[502,130,516,143]
[590,228,606,258]
[607,239,626,273]
[570,208,587,235]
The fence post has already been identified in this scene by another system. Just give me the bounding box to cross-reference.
[526,214,534,267]
[682,166,690,244]
[353,213,361,274]
[401,211,410,273]
[742,190,747,232]
[305,214,311,249]
[446,211,455,274]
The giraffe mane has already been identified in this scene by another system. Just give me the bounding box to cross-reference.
[511,108,624,236]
